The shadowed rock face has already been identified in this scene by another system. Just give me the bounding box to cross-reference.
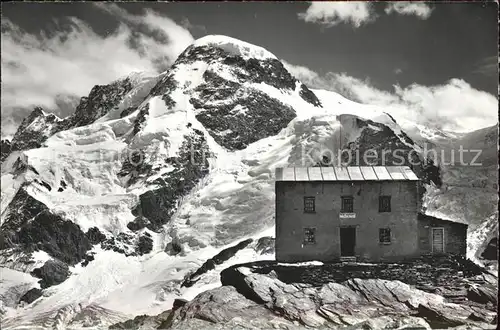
[1,139,12,162]
[1,189,97,290]
[10,210,92,265]
[19,288,43,305]
[109,311,172,330]
[86,227,106,245]
[164,239,183,256]
[181,238,254,288]
[100,232,153,257]
[171,43,322,151]
[192,85,296,150]
[31,259,70,289]
[136,234,153,255]
[481,237,498,260]
[69,78,134,128]
[2,107,62,161]
[254,236,275,255]
[334,116,442,187]
[188,66,298,151]
[175,44,321,105]
[0,187,48,236]
[187,64,298,151]
[299,83,322,107]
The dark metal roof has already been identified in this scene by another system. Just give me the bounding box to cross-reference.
[417,213,468,227]
[275,166,419,182]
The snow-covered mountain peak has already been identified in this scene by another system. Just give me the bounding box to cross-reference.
[191,35,278,61]
[1,35,497,329]
[112,71,159,87]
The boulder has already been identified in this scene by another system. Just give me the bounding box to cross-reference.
[165,240,183,256]
[350,316,431,330]
[31,259,70,289]
[168,286,288,329]
[172,298,188,310]
[467,284,498,305]
[417,302,496,328]
[0,139,12,162]
[343,278,444,309]
[254,236,274,255]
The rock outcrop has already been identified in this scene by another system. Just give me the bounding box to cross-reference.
[181,238,253,288]
[109,311,172,330]
[18,288,43,305]
[167,257,497,329]
[7,107,63,155]
[2,208,92,266]
[31,259,70,289]
[69,78,134,128]
[166,286,295,329]
[1,139,12,162]
[481,237,498,260]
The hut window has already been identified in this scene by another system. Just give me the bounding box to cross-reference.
[304,196,315,213]
[379,228,391,244]
[304,228,316,244]
[379,196,391,212]
[341,196,354,212]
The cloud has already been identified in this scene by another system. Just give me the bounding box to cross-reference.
[394,79,497,132]
[93,3,194,70]
[284,61,498,132]
[1,5,194,138]
[180,17,207,35]
[384,2,434,20]
[298,1,434,29]
[472,56,498,77]
[298,2,375,28]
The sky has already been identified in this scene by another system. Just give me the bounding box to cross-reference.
[1,1,498,138]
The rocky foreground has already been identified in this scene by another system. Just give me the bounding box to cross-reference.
[110,255,498,330]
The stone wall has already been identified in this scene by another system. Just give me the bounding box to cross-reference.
[417,214,467,256]
[275,181,420,262]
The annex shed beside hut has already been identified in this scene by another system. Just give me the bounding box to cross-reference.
[275,166,467,262]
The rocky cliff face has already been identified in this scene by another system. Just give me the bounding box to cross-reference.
[129,128,212,231]
[7,107,63,155]
[0,139,12,162]
[69,79,134,129]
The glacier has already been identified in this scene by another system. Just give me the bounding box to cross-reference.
[0,35,497,329]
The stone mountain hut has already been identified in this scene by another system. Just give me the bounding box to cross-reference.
[274,166,467,262]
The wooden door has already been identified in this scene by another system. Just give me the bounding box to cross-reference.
[340,227,356,256]
[432,228,445,253]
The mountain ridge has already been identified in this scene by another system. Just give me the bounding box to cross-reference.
[0,34,497,329]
